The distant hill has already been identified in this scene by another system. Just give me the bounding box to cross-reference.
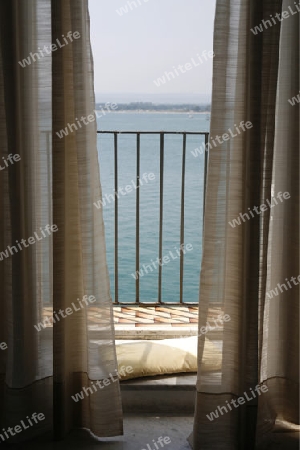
[95,102,211,113]
[95,93,212,104]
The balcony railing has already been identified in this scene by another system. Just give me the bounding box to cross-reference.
[97,131,209,306]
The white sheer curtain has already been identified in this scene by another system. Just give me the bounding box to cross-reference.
[0,0,122,441]
[192,0,299,448]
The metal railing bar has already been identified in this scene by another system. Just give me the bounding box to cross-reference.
[114,133,119,304]
[203,133,209,222]
[158,133,164,304]
[136,133,140,303]
[114,302,199,306]
[180,133,186,304]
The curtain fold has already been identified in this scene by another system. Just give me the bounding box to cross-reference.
[0,0,122,442]
[52,0,123,439]
[192,0,299,449]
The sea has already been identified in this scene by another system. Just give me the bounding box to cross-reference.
[96,112,210,304]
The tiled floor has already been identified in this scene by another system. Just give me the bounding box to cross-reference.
[113,305,226,328]
[42,304,225,331]
[113,306,199,327]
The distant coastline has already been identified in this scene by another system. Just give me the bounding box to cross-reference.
[99,110,211,114]
[95,102,211,114]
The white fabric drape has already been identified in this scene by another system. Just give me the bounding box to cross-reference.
[192,0,299,448]
[0,0,123,441]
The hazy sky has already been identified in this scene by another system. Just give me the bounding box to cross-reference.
[89,0,216,102]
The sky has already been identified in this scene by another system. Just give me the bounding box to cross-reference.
[89,0,216,103]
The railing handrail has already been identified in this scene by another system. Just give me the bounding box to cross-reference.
[97,130,208,135]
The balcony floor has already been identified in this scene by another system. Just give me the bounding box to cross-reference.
[113,305,199,327]
[113,305,225,339]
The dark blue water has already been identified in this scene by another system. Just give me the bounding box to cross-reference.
[96,112,209,303]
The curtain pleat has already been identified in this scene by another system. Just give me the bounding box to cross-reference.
[0,0,53,440]
[192,0,299,449]
[0,0,122,442]
[51,0,123,439]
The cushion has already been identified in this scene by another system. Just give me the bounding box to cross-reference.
[115,336,222,380]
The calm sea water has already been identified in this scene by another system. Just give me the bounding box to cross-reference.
[96,112,210,304]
